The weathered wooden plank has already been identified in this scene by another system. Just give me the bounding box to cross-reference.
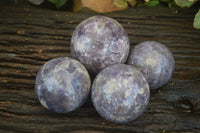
[0,3,200,133]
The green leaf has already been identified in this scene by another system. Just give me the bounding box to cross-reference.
[160,0,172,3]
[194,10,200,29]
[48,0,68,9]
[28,0,44,5]
[168,1,178,7]
[114,0,128,8]
[174,0,197,8]
[147,0,160,7]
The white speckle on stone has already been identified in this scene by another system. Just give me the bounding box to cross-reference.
[37,85,41,90]
[44,77,54,92]
[56,60,69,71]
[145,58,157,66]
[134,105,141,113]
[103,79,117,94]
[146,84,149,89]
[155,65,162,74]
[139,88,144,95]
[142,76,146,81]
[75,38,91,53]
[105,94,111,103]
[65,86,74,96]
[40,98,48,109]
[123,97,132,107]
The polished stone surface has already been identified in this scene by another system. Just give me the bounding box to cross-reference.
[35,57,91,113]
[71,16,130,74]
[128,41,175,89]
[92,64,150,123]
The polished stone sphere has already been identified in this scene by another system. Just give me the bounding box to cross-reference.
[35,57,91,113]
[128,41,175,89]
[71,16,130,74]
[91,64,150,123]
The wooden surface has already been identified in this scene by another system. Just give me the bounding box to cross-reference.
[0,3,200,133]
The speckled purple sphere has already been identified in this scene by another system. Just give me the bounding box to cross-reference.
[128,41,175,90]
[35,57,91,113]
[70,16,130,74]
[91,64,150,123]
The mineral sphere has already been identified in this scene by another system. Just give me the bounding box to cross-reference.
[128,41,175,90]
[91,64,150,123]
[70,16,130,74]
[35,57,91,113]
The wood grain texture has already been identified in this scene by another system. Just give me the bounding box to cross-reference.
[0,3,200,133]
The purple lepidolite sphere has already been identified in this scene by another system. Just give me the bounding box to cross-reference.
[128,41,175,90]
[35,57,91,113]
[91,64,150,123]
[70,16,130,74]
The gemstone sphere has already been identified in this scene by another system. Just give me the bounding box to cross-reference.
[35,57,91,113]
[70,16,130,74]
[128,41,175,90]
[91,64,150,123]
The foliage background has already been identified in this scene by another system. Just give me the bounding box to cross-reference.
[14,0,200,29]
